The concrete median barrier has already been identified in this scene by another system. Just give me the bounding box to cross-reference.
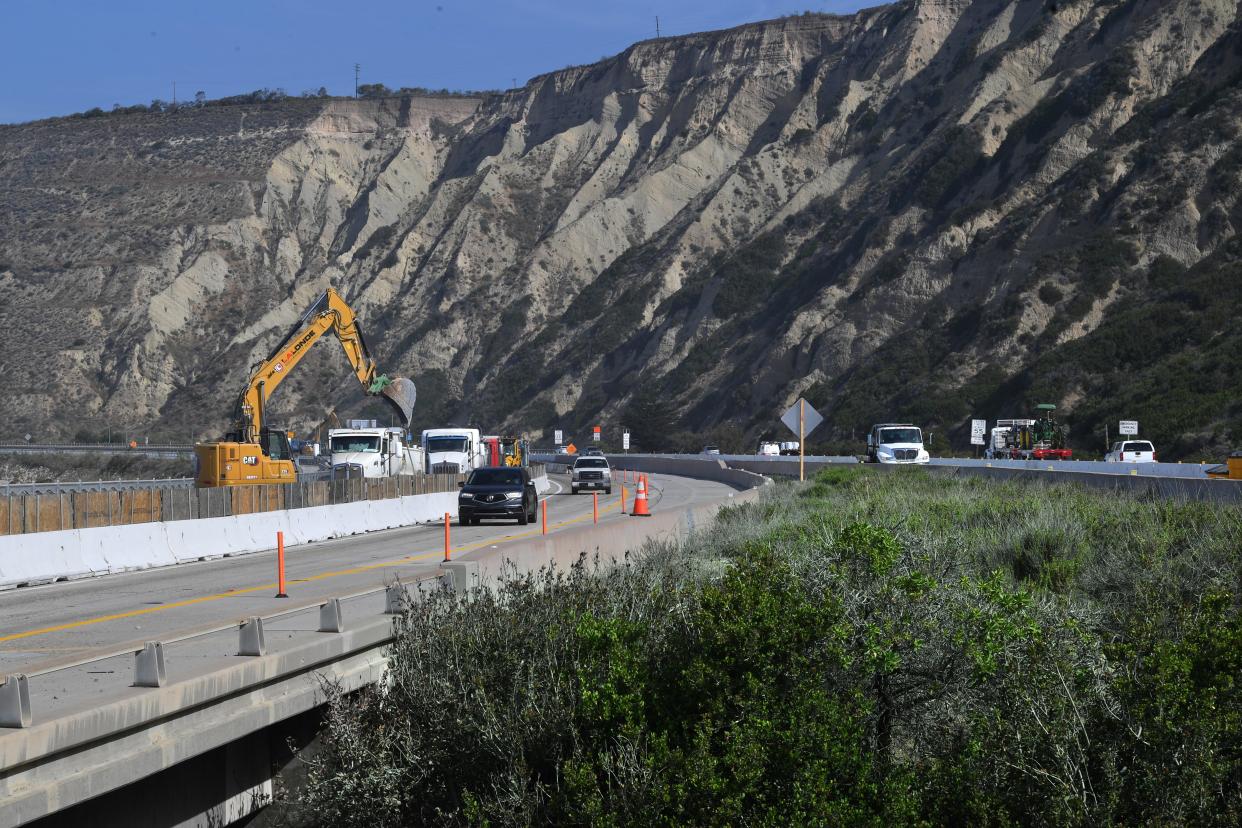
[0,490,462,590]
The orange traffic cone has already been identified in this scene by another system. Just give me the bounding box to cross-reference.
[631,474,652,517]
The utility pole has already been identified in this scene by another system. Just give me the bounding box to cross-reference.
[172,80,176,106]
[655,16,661,38]
[354,63,360,99]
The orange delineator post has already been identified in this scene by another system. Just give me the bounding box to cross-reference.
[443,512,451,562]
[275,531,288,598]
[593,492,599,523]
[542,499,548,535]
[620,485,627,514]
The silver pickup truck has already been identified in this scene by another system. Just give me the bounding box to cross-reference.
[570,456,612,494]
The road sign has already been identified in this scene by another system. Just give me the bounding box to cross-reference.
[622,431,630,450]
[565,442,577,454]
[593,425,601,442]
[554,429,563,445]
[781,398,823,438]
[780,398,823,482]
[970,419,987,446]
[1119,420,1138,436]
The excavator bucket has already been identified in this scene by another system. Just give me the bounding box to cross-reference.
[378,376,417,426]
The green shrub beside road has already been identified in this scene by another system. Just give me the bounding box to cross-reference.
[290,469,1242,826]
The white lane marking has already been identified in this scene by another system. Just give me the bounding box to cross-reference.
[540,478,563,499]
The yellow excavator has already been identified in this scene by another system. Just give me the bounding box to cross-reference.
[194,288,417,487]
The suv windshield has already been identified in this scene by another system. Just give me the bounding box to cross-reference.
[330,435,379,453]
[426,436,468,453]
[574,458,608,469]
[467,468,524,486]
[880,428,922,444]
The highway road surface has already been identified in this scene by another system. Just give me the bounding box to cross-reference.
[0,471,735,676]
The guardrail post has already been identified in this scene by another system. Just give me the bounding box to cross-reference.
[0,674,32,728]
[319,598,344,633]
[238,617,266,656]
[134,642,166,687]
[385,583,408,614]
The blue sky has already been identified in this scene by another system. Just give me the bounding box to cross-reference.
[1,1,870,123]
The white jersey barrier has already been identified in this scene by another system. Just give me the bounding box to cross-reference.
[0,490,458,590]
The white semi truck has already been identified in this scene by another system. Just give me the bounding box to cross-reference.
[421,427,486,475]
[328,427,425,478]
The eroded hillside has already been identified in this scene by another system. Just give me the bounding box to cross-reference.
[1,0,1239,457]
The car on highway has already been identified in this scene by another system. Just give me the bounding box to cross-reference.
[457,465,538,525]
[571,456,612,494]
[757,441,780,456]
[585,447,605,456]
[702,445,721,455]
[1105,440,1157,463]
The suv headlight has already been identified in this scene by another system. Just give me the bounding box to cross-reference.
[504,491,523,500]
[459,492,473,500]
[918,449,929,460]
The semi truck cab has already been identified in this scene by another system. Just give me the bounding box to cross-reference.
[421,427,484,475]
[866,424,930,464]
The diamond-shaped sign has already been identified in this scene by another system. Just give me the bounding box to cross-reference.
[781,398,823,438]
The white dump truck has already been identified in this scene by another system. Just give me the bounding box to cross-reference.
[421,427,486,475]
[328,427,424,478]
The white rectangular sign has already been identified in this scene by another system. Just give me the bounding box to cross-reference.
[970,419,986,446]
[1119,420,1138,436]
[781,398,824,438]
[554,429,563,445]
[623,431,630,450]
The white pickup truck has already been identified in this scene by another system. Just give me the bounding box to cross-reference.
[1105,440,1157,463]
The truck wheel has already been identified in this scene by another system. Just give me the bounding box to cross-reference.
[606,487,612,495]
[571,486,578,495]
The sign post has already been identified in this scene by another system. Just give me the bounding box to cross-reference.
[554,429,563,446]
[970,419,986,457]
[593,425,601,443]
[1119,420,1138,436]
[780,398,824,482]
[622,430,630,452]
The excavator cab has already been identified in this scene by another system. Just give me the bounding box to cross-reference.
[262,428,293,462]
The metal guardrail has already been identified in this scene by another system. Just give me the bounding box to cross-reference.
[0,478,195,496]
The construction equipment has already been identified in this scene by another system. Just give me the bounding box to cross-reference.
[985,404,1072,460]
[195,288,417,487]
[482,435,529,467]
[1206,452,1242,480]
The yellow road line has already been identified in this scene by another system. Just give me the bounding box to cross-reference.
[0,494,623,645]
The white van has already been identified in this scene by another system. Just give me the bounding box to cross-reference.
[1105,440,1156,463]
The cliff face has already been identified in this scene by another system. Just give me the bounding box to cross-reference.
[1,0,1240,457]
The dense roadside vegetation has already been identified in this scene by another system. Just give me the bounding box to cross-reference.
[288,468,1241,825]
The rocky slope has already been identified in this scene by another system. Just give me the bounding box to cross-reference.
[1,0,1240,458]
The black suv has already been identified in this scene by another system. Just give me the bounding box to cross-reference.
[457,466,538,525]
